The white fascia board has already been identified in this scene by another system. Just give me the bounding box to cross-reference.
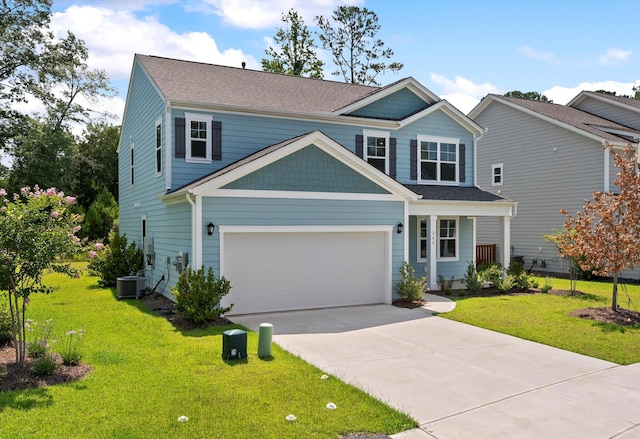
[398,101,485,135]
[568,92,640,115]
[210,188,403,202]
[476,96,613,144]
[409,199,517,218]
[189,131,418,200]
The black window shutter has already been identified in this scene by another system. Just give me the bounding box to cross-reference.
[459,143,466,182]
[212,121,222,161]
[410,139,418,180]
[389,138,397,178]
[355,134,363,158]
[175,117,185,158]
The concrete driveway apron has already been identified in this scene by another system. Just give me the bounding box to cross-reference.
[234,305,640,439]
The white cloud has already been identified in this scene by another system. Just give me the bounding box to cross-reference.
[191,0,357,29]
[429,73,499,113]
[599,48,632,66]
[517,45,556,63]
[544,80,640,104]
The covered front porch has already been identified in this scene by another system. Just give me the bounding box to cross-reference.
[404,186,517,291]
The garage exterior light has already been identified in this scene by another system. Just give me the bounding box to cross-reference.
[397,223,404,234]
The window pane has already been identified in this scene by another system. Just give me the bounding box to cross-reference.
[420,240,427,259]
[440,220,456,238]
[441,163,456,181]
[156,148,161,173]
[421,162,436,180]
[420,219,427,238]
[191,140,207,158]
[156,124,161,147]
[368,157,386,173]
[440,239,456,258]
[190,121,207,140]
[367,137,386,157]
[421,141,437,160]
[440,143,456,162]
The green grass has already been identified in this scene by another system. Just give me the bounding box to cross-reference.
[441,276,640,365]
[0,265,416,438]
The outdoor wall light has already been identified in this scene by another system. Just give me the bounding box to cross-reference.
[397,223,404,234]
[207,222,215,236]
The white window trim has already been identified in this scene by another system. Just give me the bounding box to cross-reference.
[155,116,162,176]
[417,135,460,185]
[492,163,503,186]
[185,112,212,163]
[417,216,428,263]
[437,217,459,262]
[363,129,390,174]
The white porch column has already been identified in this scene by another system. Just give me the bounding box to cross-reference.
[429,215,438,290]
[500,215,511,269]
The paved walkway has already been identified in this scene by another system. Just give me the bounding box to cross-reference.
[234,303,640,439]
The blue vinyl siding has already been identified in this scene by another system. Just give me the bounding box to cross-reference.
[202,197,405,289]
[171,108,475,189]
[347,88,429,120]
[223,145,390,194]
[119,61,192,293]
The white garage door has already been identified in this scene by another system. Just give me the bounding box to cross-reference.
[221,229,389,315]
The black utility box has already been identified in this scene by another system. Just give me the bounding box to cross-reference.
[222,329,247,360]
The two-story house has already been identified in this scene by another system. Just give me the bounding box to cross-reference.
[118,55,516,315]
[470,93,640,279]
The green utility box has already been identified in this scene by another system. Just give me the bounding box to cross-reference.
[222,329,247,360]
[257,323,273,358]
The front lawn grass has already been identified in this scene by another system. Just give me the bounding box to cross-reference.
[441,276,640,365]
[0,266,416,438]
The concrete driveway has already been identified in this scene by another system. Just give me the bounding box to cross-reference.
[234,305,640,439]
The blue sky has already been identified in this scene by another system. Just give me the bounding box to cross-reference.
[49,0,640,120]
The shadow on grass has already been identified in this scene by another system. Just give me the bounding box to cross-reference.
[0,386,53,411]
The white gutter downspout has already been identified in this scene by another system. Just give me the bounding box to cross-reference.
[185,192,197,268]
[473,127,487,187]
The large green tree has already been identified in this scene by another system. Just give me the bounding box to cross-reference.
[315,6,403,86]
[262,9,323,78]
[504,90,553,102]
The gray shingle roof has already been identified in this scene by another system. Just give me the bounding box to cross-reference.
[493,95,640,142]
[136,54,381,114]
[404,184,510,202]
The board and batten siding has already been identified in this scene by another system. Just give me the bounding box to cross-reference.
[201,197,405,290]
[170,108,476,190]
[474,100,605,274]
[573,98,640,131]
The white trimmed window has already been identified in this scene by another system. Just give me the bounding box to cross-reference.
[364,130,389,174]
[155,116,162,175]
[418,217,428,262]
[438,218,458,261]
[492,163,503,186]
[185,113,211,163]
[418,135,459,183]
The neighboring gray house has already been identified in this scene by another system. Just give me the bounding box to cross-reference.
[469,93,640,278]
[118,55,516,315]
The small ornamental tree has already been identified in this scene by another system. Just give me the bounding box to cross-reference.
[554,144,640,311]
[0,185,83,367]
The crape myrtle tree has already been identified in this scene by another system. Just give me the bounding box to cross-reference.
[315,5,403,86]
[262,9,324,78]
[553,144,640,311]
[0,186,83,367]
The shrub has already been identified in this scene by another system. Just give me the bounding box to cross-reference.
[479,263,515,293]
[394,262,425,300]
[88,228,144,287]
[32,353,58,376]
[463,261,484,293]
[541,277,553,294]
[172,266,233,323]
[59,329,84,366]
[438,274,454,295]
[507,261,533,291]
[0,305,12,347]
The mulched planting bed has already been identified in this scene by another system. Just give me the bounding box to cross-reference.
[569,307,640,326]
[140,291,233,331]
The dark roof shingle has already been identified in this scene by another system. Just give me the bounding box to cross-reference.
[404,184,510,202]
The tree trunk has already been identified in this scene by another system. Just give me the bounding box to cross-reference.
[612,272,619,312]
